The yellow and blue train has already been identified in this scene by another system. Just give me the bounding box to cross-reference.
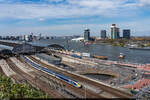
[22,56,82,88]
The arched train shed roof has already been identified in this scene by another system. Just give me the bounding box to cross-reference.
[0,49,12,55]
[47,44,66,50]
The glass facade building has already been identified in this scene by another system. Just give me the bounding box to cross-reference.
[101,30,107,39]
[123,29,130,39]
[84,28,90,41]
[111,24,120,39]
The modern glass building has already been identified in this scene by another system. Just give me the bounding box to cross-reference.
[84,28,90,41]
[111,24,120,39]
[101,30,107,39]
[123,29,130,39]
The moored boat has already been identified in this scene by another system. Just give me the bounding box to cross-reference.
[119,53,125,59]
[93,55,108,60]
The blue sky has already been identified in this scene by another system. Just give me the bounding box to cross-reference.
[0,0,150,36]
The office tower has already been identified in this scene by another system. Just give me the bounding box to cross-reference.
[123,29,130,39]
[111,24,120,39]
[39,33,41,38]
[24,35,29,41]
[116,28,120,38]
[28,35,33,41]
[84,28,90,41]
[101,30,107,39]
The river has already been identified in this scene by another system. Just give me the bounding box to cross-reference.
[31,39,150,64]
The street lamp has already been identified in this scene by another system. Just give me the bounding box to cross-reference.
[84,85,86,98]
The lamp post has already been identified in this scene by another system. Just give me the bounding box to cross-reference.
[84,85,86,98]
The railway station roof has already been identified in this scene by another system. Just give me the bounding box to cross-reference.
[0,44,13,50]
[0,45,13,56]
[0,49,13,55]
[12,42,36,54]
[47,44,66,50]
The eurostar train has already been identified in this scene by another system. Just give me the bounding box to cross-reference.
[22,56,82,88]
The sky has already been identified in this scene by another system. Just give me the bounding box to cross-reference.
[0,0,150,36]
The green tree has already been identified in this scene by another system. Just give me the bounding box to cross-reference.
[0,74,50,99]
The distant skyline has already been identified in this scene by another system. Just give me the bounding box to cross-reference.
[0,0,150,36]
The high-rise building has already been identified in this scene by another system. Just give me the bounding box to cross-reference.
[84,28,90,41]
[116,28,120,38]
[123,29,130,39]
[28,35,33,41]
[30,32,34,40]
[111,24,120,39]
[101,30,107,39]
[24,35,29,41]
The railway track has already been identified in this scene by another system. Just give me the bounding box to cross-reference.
[17,56,80,98]
[0,65,5,75]
[28,55,133,98]
[21,56,103,98]
[5,58,65,98]
[0,59,24,84]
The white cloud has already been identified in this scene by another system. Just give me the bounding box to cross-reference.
[139,0,150,6]
[48,0,63,3]
[0,0,149,36]
[0,0,146,20]
[39,18,45,21]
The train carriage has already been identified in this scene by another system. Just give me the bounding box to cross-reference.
[22,56,82,88]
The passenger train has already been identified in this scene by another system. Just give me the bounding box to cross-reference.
[21,56,82,88]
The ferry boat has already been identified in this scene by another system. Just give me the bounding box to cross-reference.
[119,53,125,59]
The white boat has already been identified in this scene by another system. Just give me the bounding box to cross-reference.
[119,53,125,59]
